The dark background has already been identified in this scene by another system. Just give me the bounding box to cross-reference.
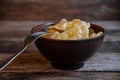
[0,0,120,21]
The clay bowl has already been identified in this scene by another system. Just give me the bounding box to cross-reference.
[31,23,105,70]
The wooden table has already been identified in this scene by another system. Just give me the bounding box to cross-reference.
[0,21,120,80]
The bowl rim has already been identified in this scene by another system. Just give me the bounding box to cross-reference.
[31,22,105,42]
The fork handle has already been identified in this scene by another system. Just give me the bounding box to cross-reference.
[0,46,28,71]
[0,32,47,71]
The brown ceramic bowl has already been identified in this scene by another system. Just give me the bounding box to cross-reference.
[31,23,105,70]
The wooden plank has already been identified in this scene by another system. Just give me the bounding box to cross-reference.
[0,71,120,80]
[0,0,119,20]
[0,40,120,53]
[0,21,120,53]
[0,52,119,72]
[0,52,120,79]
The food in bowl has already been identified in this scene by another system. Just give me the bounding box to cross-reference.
[43,19,103,40]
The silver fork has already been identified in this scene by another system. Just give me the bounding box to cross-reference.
[0,32,47,71]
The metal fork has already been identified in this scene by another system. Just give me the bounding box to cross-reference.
[0,32,47,71]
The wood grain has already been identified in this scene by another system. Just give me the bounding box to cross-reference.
[0,21,120,80]
[0,71,120,80]
[0,0,120,20]
[0,52,120,72]
[0,52,120,79]
[0,21,120,53]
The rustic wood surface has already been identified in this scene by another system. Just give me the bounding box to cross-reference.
[0,0,120,20]
[0,21,120,80]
